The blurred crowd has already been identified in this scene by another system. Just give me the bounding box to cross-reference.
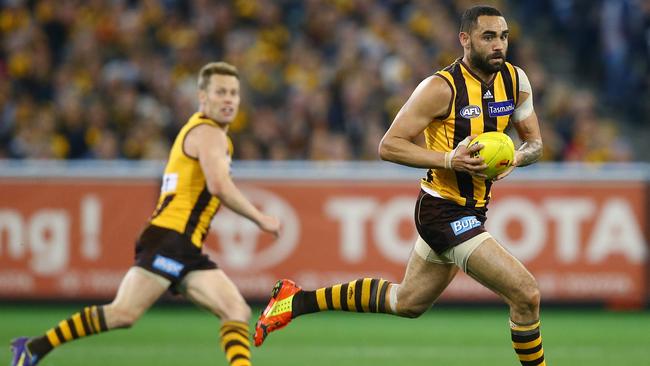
[1,0,645,162]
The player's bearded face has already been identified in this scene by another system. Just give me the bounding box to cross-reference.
[469,42,506,74]
[466,16,508,75]
[202,74,240,124]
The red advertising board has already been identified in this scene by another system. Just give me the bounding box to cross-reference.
[0,178,647,305]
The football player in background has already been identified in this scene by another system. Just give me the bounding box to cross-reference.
[10,62,280,366]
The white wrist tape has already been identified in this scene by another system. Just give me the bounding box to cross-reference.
[444,136,472,169]
[444,151,453,169]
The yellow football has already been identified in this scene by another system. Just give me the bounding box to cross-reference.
[469,132,515,179]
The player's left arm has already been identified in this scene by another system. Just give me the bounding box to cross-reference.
[512,102,543,167]
[494,67,543,180]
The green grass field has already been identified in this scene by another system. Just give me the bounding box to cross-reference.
[1,304,649,365]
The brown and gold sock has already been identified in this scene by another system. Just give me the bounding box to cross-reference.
[26,305,109,360]
[511,320,546,366]
[220,321,252,366]
[291,278,393,317]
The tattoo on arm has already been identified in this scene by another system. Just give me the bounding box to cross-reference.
[517,139,543,167]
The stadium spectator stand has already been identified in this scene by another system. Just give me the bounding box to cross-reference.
[1,0,646,161]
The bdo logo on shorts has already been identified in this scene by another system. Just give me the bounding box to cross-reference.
[152,254,185,277]
[450,216,481,236]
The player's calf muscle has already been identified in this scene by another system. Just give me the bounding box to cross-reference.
[104,305,141,329]
[393,286,430,318]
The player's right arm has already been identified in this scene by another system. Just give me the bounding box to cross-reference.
[379,75,486,175]
[187,124,280,237]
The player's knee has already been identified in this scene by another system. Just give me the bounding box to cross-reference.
[220,298,251,322]
[237,301,252,321]
[524,286,541,309]
[512,282,540,315]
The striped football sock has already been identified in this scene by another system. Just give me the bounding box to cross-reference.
[220,321,252,366]
[291,278,393,317]
[511,320,546,366]
[26,305,108,360]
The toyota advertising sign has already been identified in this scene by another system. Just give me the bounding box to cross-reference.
[0,163,648,305]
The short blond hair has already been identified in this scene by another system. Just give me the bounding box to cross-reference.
[198,62,239,90]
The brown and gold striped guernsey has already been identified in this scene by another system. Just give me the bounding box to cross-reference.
[421,59,519,208]
[150,112,233,247]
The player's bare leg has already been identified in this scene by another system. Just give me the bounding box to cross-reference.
[181,269,252,366]
[11,267,168,366]
[466,238,546,366]
[255,244,459,346]
[391,248,459,317]
[104,267,171,328]
[465,239,539,325]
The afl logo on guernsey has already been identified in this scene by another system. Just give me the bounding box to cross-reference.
[460,105,482,119]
